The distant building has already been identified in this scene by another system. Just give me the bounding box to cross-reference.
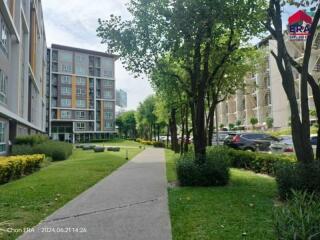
[47,44,118,143]
[0,0,47,154]
[217,34,319,129]
[116,89,127,108]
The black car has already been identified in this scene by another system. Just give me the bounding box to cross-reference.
[224,133,279,152]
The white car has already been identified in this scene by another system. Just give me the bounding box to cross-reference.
[270,135,294,154]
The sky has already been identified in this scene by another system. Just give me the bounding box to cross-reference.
[42,0,154,110]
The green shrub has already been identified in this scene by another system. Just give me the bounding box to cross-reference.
[275,161,320,200]
[11,144,34,156]
[153,142,165,148]
[94,146,105,152]
[14,134,48,146]
[274,191,320,240]
[0,154,45,184]
[33,140,73,161]
[176,149,230,186]
[211,147,295,176]
[107,147,120,152]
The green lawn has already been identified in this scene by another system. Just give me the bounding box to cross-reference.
[165,150,277,240]
[0,146,142,240]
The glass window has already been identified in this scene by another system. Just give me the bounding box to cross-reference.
[76,111,85,119]
[61,110,72,119]
[105,121,113,129]
[0,14,9,55]
[76,122,85,131]
[104,90,112,99]
[76,99,86,108]
[0,121,6,152]
[105,112,113,120]
[61,98,71,107]
[105,102,113,109]
[0,69,7,104]
[76,77,86,86]
[62,64,72,73]
[60,51,73,62]
[61,75,71,84]
[61,87,71,96]
[103,80,114,87]
[75,66,85,75]
[51,99,57,107]
[76,88,86,96]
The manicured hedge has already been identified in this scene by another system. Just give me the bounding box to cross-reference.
[14,134,48,146]
[12,140,73,161]
[33,141,73,161]
[209,146,295,176]
[0,154,45,184]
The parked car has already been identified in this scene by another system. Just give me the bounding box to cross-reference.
[270,135,294,154]
[212,132,236,145]
[311,135,318,155]
[224,132,279,152]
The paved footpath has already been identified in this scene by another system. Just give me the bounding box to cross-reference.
[19,148,172,240]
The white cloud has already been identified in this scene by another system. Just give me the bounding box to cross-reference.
[42,0,154,110]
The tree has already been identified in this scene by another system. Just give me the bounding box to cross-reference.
[266,117,274,129]
[136,96,157,140]
[97,0,266,162]
[264,0,320,162]
[116,111,137,139]
[250,117,258,130]
[236,120,242,127]
[228,123,235,130]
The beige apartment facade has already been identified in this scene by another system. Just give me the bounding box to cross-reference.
[0,0,47,154]
[217,35,319,130]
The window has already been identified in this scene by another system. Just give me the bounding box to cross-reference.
[0,14,9,55]
[61,98,71,107]
[105,112,113,120]
[60,51,73,62]
[76,99,86,108]
[61,87,71,96]
[105,121,113,129]
[61,75,71,84]
[0,121,6,152]
[104,90,112,98]
[75,122,85,131]
[0,69,7,104]
[103,80,114,87]
[61,110,72,119]
[51,99,57,107]
[62,64,72,73]
[76,77,86,86]
[105,102,113,109]
[75,66,85,75]
[76,88,86,96]
[76,111,85,119]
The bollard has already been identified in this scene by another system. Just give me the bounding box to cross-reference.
[126,149,129,160]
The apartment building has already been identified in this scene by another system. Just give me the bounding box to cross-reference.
[217,34,318,130]
[0,0,47,154]
[47,44,118,143]
[116,89,127,108]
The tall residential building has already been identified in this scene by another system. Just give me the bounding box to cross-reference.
[47,44,118,143]
[0,0,47,154]
[217,34,319,130]
[116,89,127,108]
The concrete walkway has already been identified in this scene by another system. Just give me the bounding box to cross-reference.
[19,148,172,240]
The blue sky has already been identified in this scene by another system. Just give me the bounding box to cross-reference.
[42,0,154,110]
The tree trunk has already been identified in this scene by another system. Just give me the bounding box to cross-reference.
[208,110,215,147]
[169,109,179,153]
[180,108,185,155]
[166,124,170,148]
[184,106,190,153]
